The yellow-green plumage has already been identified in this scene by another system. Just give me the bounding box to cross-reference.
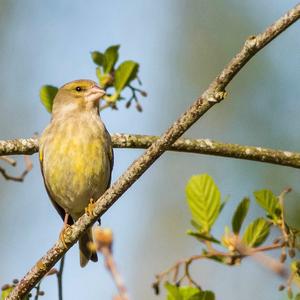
[39,80,113,267]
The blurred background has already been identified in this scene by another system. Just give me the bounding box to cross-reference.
[1,0,300,299]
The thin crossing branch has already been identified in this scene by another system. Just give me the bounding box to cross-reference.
[1,134,300,169]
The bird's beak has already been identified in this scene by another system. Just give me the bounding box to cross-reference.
[85,85,106,102]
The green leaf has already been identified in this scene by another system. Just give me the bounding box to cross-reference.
[164,283,203,300]
[198,291,215,300]
[96,66,102,81]
[186,174,221,232]
[231,197,250,234]
[187,230,220,244]
[254,190,281,220]
[103,44,120,73]
[178,286,202,300]
[295,293,300,300]
[114,60,139,92]
[40,85,58,113]
[91,51,105,66]
[165,282,182,300]
[190,220,202,231]
[1,286,13,300]
[242,218,270,247]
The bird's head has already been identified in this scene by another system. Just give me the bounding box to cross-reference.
[52,79,105,117]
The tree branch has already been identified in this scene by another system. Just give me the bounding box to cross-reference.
[113,134,300,168]
[154,242,286,291]
[0,138,38,156]
[0,156,33,182]
[7,4,300,299]
[1,134,300,169]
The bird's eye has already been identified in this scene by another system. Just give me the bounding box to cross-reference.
[75,86,82,92]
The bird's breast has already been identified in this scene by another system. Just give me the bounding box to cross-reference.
[40,114,111,218]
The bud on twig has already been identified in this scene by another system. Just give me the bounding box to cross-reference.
[280,252,287,263]
[136,103,143,112]
[93,227,113,251]
[140,90,147,97]
[288,249,295,258]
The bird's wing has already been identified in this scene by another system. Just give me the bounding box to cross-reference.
[105,127,114,188]
[107,147,114,188]
[39,144,73,225]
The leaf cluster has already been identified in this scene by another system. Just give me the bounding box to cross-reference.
[157,174,300,300]
[186,175,283,251]
[40,45,146,113]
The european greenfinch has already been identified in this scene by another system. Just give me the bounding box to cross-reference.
[39,79,113,267]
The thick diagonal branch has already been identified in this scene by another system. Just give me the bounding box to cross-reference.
[7,4,300,299]
[1,134,300,169]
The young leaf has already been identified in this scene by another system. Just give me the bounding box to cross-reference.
[114,60,139,93]
[242,218,270,247]
[178,286,202,300]
[103,44,120,73]
[164,282,203,300]
[165,282,181,300]
[1,286,13,300]
[190,219,202,231]
[91,51,104,66]
[198,291,215,300]
[254,190,281,219]
[186,174,221,233]
[231,197,250,234]
[40,85,58,113]
[187,230,220,244]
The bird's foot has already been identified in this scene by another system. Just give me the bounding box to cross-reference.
[59,224,71,248]
[85,198,96,216]
[59,213,72,248]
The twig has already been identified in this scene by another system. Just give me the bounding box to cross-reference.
[102,247,129,300]
[57,257,65,300]
[278,188,292,241]
[2,135,300,169]
[33,282,42,300]
[0,156,33,182]
[99,102,112,111]
[236,241,287,277]
[0,156,16,166]
[155,242,286,289]
[92,227,129,300]
[7,4,300,299]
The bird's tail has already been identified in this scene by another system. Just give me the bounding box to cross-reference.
[79,227,98,267]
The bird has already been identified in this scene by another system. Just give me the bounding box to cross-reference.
[39,79,113,267]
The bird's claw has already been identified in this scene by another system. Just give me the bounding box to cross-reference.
[85,198,96,216]
[59,224,71,248]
